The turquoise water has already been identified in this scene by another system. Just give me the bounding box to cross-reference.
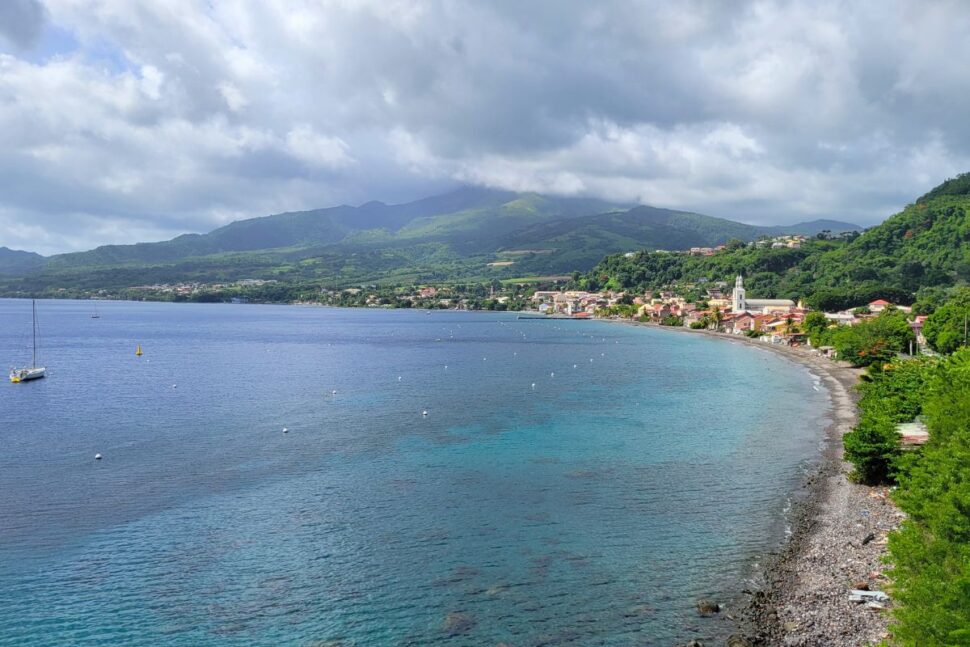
[0,300,829,645]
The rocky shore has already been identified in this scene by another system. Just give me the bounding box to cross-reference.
[618,322,900,645]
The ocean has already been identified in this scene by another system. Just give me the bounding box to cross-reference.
[0,299,829,645]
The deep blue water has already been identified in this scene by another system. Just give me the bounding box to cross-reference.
[0,300,829,646]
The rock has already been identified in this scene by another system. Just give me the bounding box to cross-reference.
[727,635,753,647]
[442,611,475,635]
[696,599,721,616]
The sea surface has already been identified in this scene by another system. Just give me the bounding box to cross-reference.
[0,300,829,646]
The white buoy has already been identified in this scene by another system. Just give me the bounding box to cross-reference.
[422,410,428,416]
[331,389,337,395]
[550,372,555,377]
[172,384,177,388]
[282,427,288,433]
[573,364,577,368]
[531,383,536,389]
[444,365,448,370]
[94,453,102,460]
[398,376,402,381]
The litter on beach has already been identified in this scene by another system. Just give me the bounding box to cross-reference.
[849,590,889,603]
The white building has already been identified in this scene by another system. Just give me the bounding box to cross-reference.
[731,275,795,314]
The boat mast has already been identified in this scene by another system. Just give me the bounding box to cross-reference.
[32,299,37,368]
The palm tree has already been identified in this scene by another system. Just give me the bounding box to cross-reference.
[712,306,724,331]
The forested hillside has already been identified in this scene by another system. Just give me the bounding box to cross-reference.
[584,174,970,310]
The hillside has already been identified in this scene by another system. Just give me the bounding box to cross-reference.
[0,247,45,275]
[0,187,860,294]
[584,173,970,311]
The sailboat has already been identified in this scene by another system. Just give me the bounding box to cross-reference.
[10,299,46,383]
[91,302,100,319]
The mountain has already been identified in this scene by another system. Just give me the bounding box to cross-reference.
[0,187,862,293]
[0,247,45,275]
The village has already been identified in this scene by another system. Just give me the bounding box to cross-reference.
[530,274,927,353]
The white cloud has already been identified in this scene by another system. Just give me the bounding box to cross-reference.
[1,0,970,253]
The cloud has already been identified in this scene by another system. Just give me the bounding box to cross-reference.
[0,0,46,49]
[1,0,970,254]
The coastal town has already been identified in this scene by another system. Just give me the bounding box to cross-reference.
[530,274,925,354]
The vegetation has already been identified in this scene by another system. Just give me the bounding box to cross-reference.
[887,348,970,644]
[582,177,970,314]
[922,287,970,353]
[843,357,935,484]
[0,187,858,298]
[826,309,915,367]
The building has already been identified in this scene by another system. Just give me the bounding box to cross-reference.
[731,275,795,314]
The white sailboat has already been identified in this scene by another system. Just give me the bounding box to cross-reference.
[10,299,46,383]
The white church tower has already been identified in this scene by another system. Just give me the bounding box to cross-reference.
[732,274,746,312]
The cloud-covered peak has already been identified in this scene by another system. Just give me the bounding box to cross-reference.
[2,1,969,254]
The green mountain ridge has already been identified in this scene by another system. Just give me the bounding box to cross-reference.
[1,187,861,293]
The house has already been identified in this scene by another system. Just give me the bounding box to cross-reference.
[868,299,892,313]
[896,420,929,447]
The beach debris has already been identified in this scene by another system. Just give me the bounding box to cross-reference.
[848,589,889,604]
[441,611,475,635]
[852,580,870,591]
[862,532,877,545]
[696,599,721,616]
[94,453,102,460]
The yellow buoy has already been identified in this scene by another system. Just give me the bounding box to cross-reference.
[135,344,142,356]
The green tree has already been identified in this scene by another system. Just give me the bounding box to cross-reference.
[830,309,915,367]
[803,311,830,345]
[922,288,970,354]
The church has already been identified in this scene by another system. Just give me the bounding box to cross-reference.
[731,275,795,314]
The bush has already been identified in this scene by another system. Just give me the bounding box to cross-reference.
[844,411,901,484]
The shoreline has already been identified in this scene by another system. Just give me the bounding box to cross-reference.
[608,320,897,645]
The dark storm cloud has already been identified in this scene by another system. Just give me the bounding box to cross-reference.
[1,1,969,254]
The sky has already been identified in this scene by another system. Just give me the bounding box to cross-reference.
[2,1,970,255]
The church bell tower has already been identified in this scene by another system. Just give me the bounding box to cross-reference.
[732,274,746,312]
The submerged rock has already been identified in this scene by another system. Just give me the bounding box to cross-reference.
[442,611,476,635]
[696,599,721,616]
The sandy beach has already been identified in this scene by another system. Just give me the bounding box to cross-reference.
[614,321,899,646]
